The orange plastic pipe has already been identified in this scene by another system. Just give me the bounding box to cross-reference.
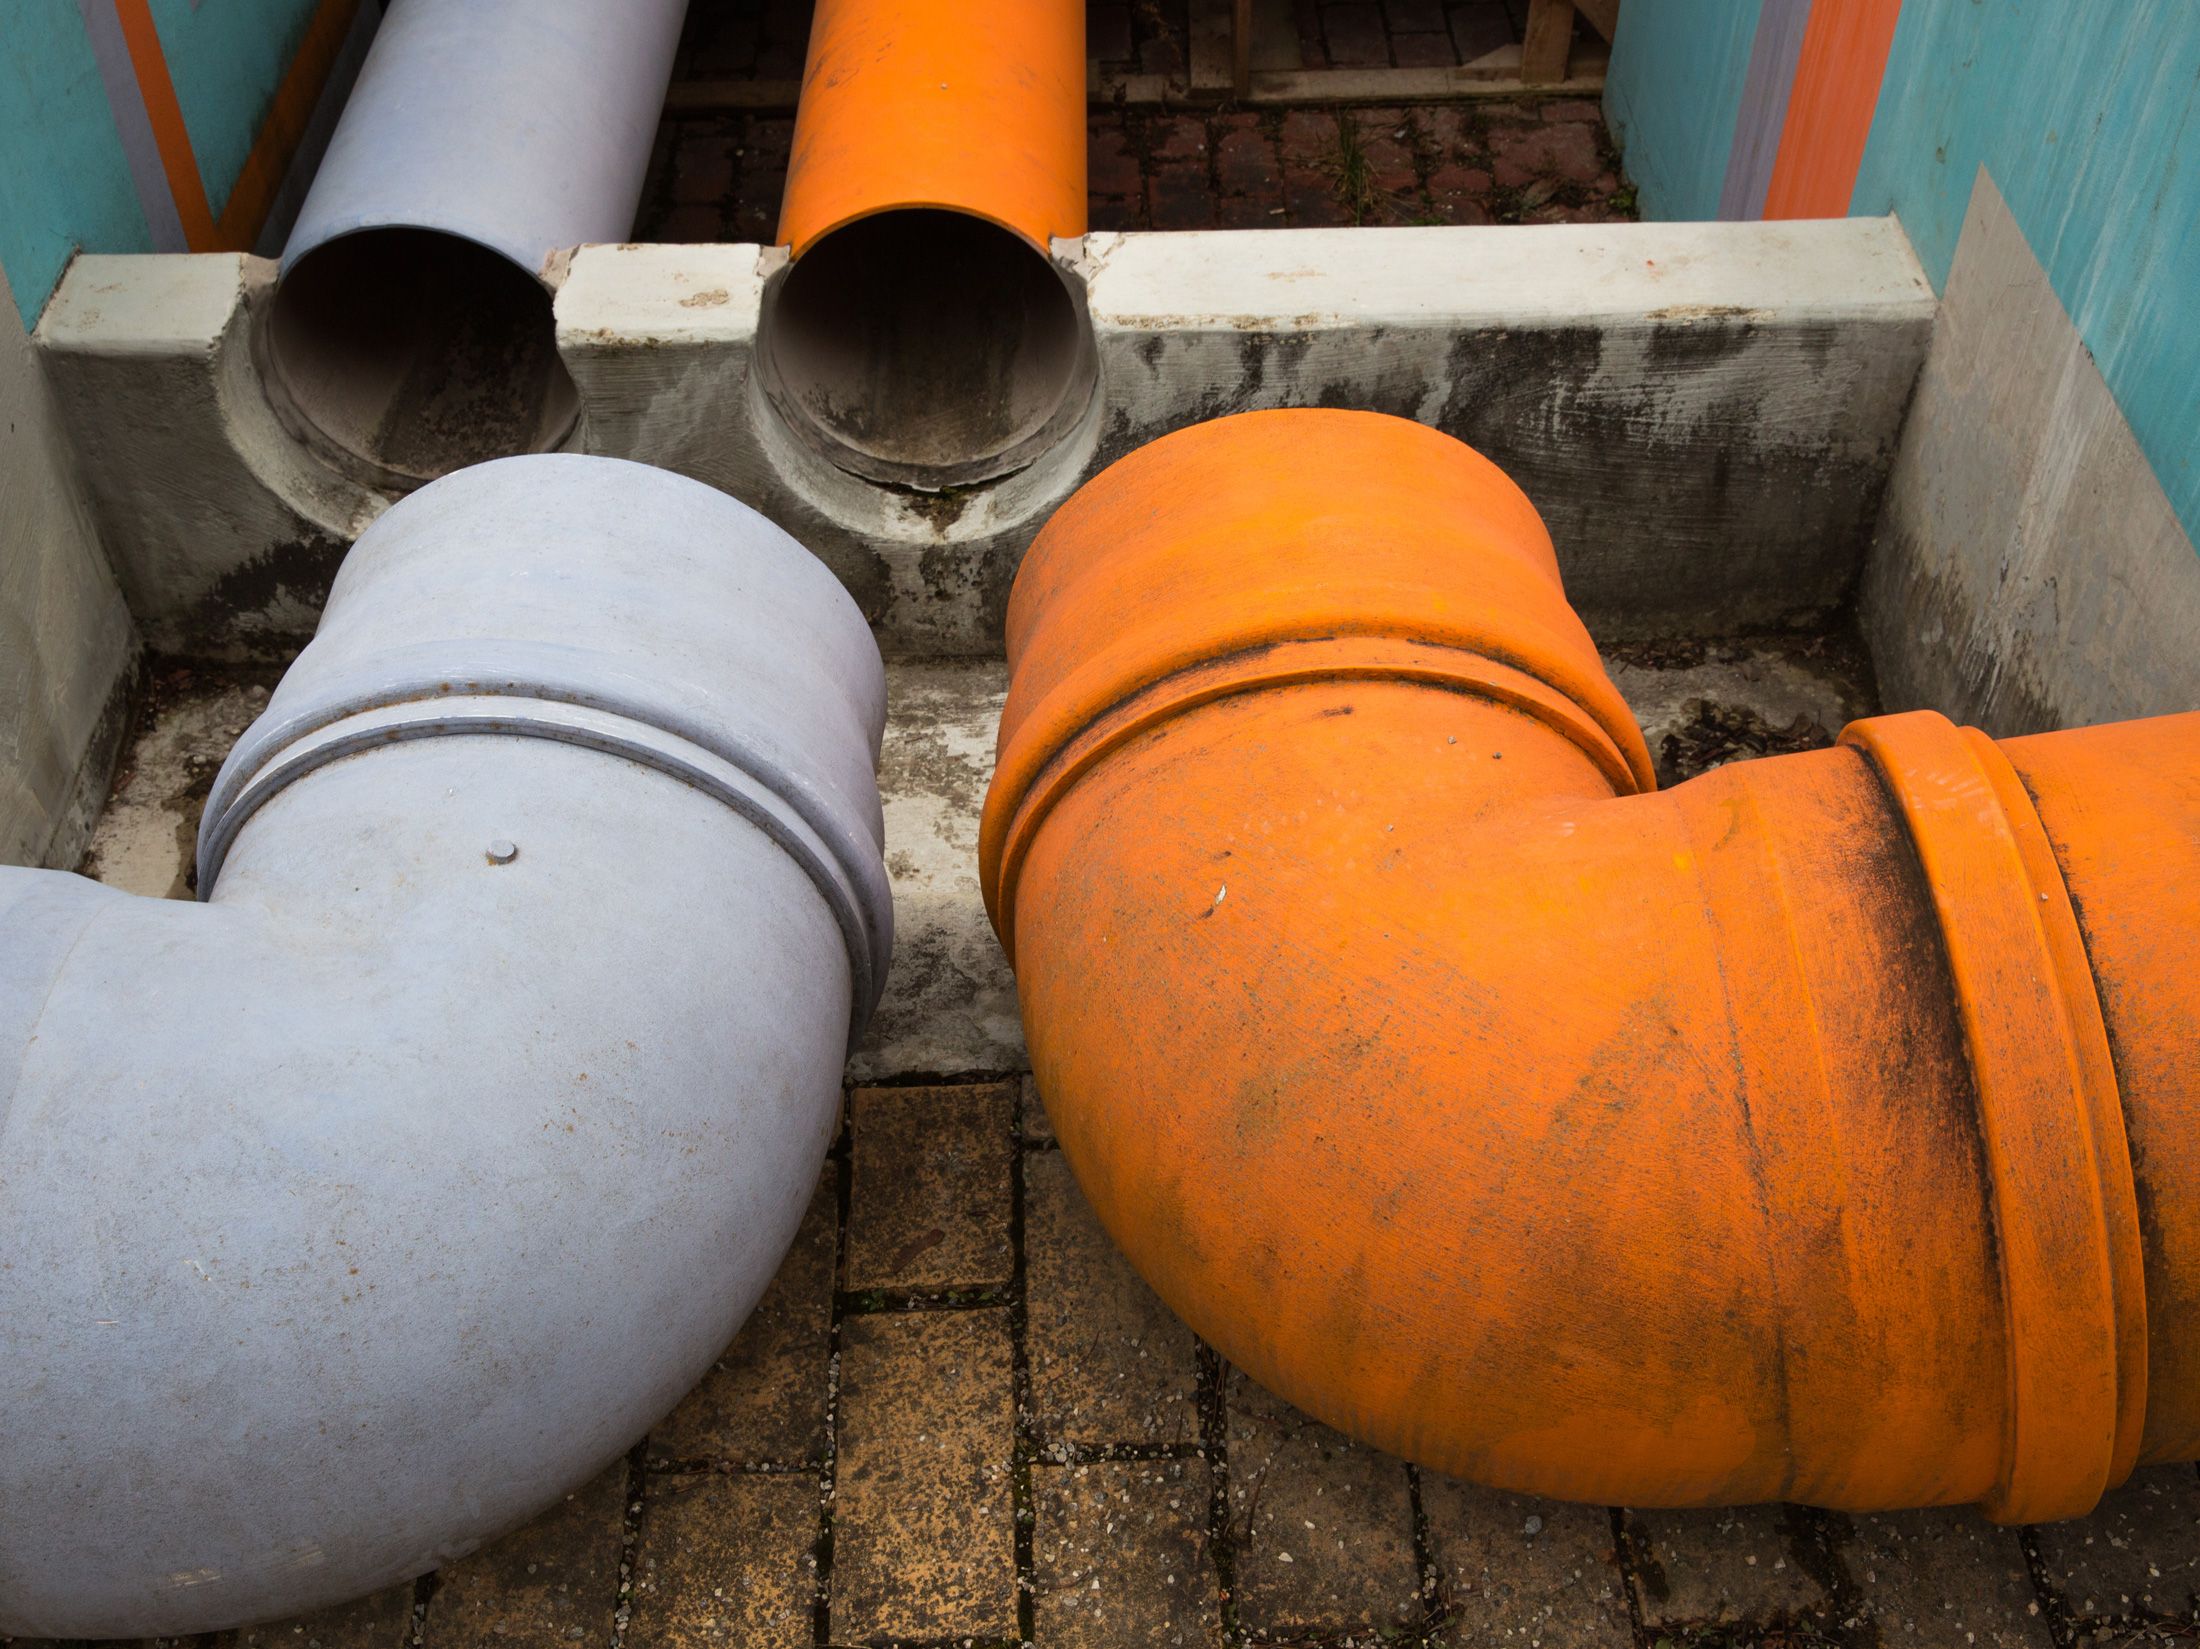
[775,0,1087,255]
[979,409,2200,1523]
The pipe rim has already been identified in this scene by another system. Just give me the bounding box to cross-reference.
[752,207,1101,491]
[982,635,1644,958]
[259,226,583,494]
[1842,710,2144,1522]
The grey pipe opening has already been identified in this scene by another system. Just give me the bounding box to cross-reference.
[755,210,1099,491]
[264,229,580,491]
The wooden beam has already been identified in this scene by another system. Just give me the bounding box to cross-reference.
[1521,0,1576,85]
[1234,0,1253,100]
[1575,0,1620,44]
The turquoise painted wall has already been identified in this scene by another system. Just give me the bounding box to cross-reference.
[0,0,325,330]
[1602,0,1761,222]
[153,0,327,221]
[0,8,155,331]
[1852,0,2200,547]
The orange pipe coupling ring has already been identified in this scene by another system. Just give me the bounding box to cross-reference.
[760,0,1093,490]
[980,409,2200,1522]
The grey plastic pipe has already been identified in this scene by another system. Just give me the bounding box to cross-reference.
[0,456,893,1637]
[262,0,689,490]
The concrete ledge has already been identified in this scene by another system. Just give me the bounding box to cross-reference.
[36,218,1936,659]
[36,254,386,658]
[1084,218,1935,637]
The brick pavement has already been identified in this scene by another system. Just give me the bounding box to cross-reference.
[45,1072,2197,1649]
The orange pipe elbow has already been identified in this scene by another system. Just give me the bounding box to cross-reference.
[979,410,2200,1522]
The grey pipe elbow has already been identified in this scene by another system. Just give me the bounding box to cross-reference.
[0,457,892,1636]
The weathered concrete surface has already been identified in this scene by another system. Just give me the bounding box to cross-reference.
[0,260,137,871]
[37,218,1933,660]
[560,220,1932,651]
[34,254,387,660]
[1085,217,1934,640]
[2032,1464,2200,1628]
[849,658,1022,1080]
[75,666,274,896]
[1862,168,2200,733]
[1841,1506,2050,1647]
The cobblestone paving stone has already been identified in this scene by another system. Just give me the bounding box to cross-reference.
[832,1310,1020,1641]
[2032,1464,2200,1635]
[1623,1506,1836,1634]
[624,1473,817,1649]
[420,1462,629,1649]
[1032,1460,1221,1647]
[1027,1147,1201,1451]
[1420,1476,1631,1645]
[649,1167,837,1466]
[640,2,1634,244]
[1023,1071,1059,1143]
[847,1081,1015,1292]
[1225,1370,1424,1638]
[1837,1507,2050,1647]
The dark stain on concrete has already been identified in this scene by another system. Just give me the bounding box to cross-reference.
[175,531,350,660]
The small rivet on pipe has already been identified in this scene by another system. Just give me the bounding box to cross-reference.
[486,839,519,865]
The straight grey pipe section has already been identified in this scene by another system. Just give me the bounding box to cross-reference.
[282,0,689,279]
[265,0,690,485]
[0,458,894,1636]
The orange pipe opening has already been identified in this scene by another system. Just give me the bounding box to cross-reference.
[979,409,2200,1522]
[757,0,1094,490]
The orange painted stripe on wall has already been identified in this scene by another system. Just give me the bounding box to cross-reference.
[217,0,363,248]
[112,0,361,254]
[1761,0,1904,220]
[111,0,221,250]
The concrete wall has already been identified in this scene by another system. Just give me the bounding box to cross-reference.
[1863,170,2200,734]
[36,217,1934,660]
[1852,0,2200,562]
[0,259,137,870]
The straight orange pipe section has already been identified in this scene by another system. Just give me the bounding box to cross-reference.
[776,0,1086,254]
[979,409,2200,1523]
